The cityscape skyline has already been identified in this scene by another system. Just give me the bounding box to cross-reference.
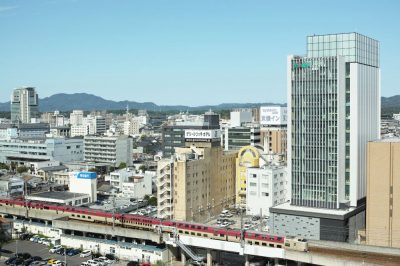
[1,0,400,105]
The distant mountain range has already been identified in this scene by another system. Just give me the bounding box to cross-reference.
[0,93,283,112]
[0,93,399,113]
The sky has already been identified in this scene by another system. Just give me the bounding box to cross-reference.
[1,0,399,106]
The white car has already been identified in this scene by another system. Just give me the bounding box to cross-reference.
[93,258,106,266]
[81,263,89,266]
[98,256,114,264]
[87,260,101,266]
[80,250,92,258]
[49,245,62,253]
[52,260,64,266]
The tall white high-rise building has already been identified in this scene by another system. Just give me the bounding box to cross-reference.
[70,110,84,126]
[11,87,39,123]
[270,33,380,242]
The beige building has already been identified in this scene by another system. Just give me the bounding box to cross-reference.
[366,140,400,248]
[173,143,237,222]
[260,127,287,160]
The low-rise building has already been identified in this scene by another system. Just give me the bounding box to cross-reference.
[26,191,90,206]
[246,164,287,217]
[0,175,24,197]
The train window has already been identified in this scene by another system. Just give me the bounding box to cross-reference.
[255,242,260,245]
[82,215,85,218]
[191,225,195,229]
[185,231,189,235]
[88,216,91,219]
[204,227,208,230]
[191,232,195,236]
[277,237,282,241]
[77,215,80,217]
[197,233,201,236]
[213,234,218,236]
[220,234,225,237]
[248,241,252,245]
[203,234,207,237]
[262,243,266,246]
[71,214,75,217]
[179,230,183,233]
[277,245,282,248]
[285,243,290,247]
[269,244,274,247]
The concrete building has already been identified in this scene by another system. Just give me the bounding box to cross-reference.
[84,135,133,166]
[18,123,50,139]
[0,175,24,197]
[161,111,220,158]
[11,87,39,123]
[235,146,261,206]
[120,174,152,199]
[246,165,287,217]
[0,137,84,165]
[124,118,140,136]
[259,106,287,161]
[164,129,237,222]
[70,110,84,126]
[224,126,260,151]
[69,171,97,202]
[366,140,400,248]
[230,109,253,127]
[26,191,91,206]
[271,32,380,242]
[157,159,174,219]
[29,160,60,175]
[0,125,18,140]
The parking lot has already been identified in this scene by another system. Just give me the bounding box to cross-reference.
[2,240,88,265]
[206,209,269,232]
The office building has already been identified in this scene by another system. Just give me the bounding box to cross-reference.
[0,175,24,197]
[157,129,236,222]
[11,87,39,123]
[84,135,133,166]
[230,109,252,127]
[0,138,84,165]
[366,140,400,248]
[246,165,287,217]
[162,111,220,157]
[224,126,260,151]
[18,123,50,139]
[259,106,287,160]
[270,33,380,242]
[69,171,97,202]
[70,110,84,126]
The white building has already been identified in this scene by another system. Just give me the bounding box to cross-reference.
[123,118,140,136]
[70,110,84,126]
[71,125,88,137]
[288,33,380,209]
[230,109,253,127]
[107,168,153,199]
[69,171,97,202]
[157,159,173,219]
[0,176,24,197]
[84,135,133,166]
[0,138,84,165]
[29,161,60,175]
[246,165,287,217]
[0,126,18,140]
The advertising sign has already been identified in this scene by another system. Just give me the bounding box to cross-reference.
[75,172,97,179]
[184,129,221,142]
[260,107,287,125]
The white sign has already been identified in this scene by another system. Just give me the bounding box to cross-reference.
[260,107,287,125]
[184,129,221,140]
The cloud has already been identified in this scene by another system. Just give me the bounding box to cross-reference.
[0,5,18,12]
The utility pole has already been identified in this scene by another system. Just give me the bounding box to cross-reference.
[112,194,116,230]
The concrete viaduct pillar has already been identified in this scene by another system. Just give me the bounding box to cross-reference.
[206,249,213,266]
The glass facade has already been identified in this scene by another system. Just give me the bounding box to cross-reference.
[291,56,341,209]
[307,33,379,67]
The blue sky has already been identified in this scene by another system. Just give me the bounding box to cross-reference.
[1,0,399,106]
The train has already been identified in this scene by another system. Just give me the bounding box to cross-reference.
[0,198,308,252]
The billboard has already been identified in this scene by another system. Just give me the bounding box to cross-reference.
[184,129,221,142]
[74,171,97,179]
[260,107,287,125]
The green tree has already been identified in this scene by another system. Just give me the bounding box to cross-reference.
[148,196,157,206]
[138,165,147,172]
[0,163,8,170]
[118,162,127,169]
[88,168,97,173]
[16,166,28,174]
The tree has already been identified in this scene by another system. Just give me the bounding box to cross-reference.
[148,196,157,206]
[0,163,8,170]
[88,168,97,173]
[16,166,28,174]
[138,165,147,172]
[118,162,127,169]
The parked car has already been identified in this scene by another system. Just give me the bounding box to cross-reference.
[80,263,89,266]
[80,250,92,258]
[66,249,80,256]
[5,257,17,265]
[86,260,100,266]
[49,245,62,253]
[93,258,106,266]
[23,259,34,266]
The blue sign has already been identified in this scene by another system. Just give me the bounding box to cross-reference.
[76,172,97,179]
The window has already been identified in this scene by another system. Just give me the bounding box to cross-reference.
[249,182,256,187]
